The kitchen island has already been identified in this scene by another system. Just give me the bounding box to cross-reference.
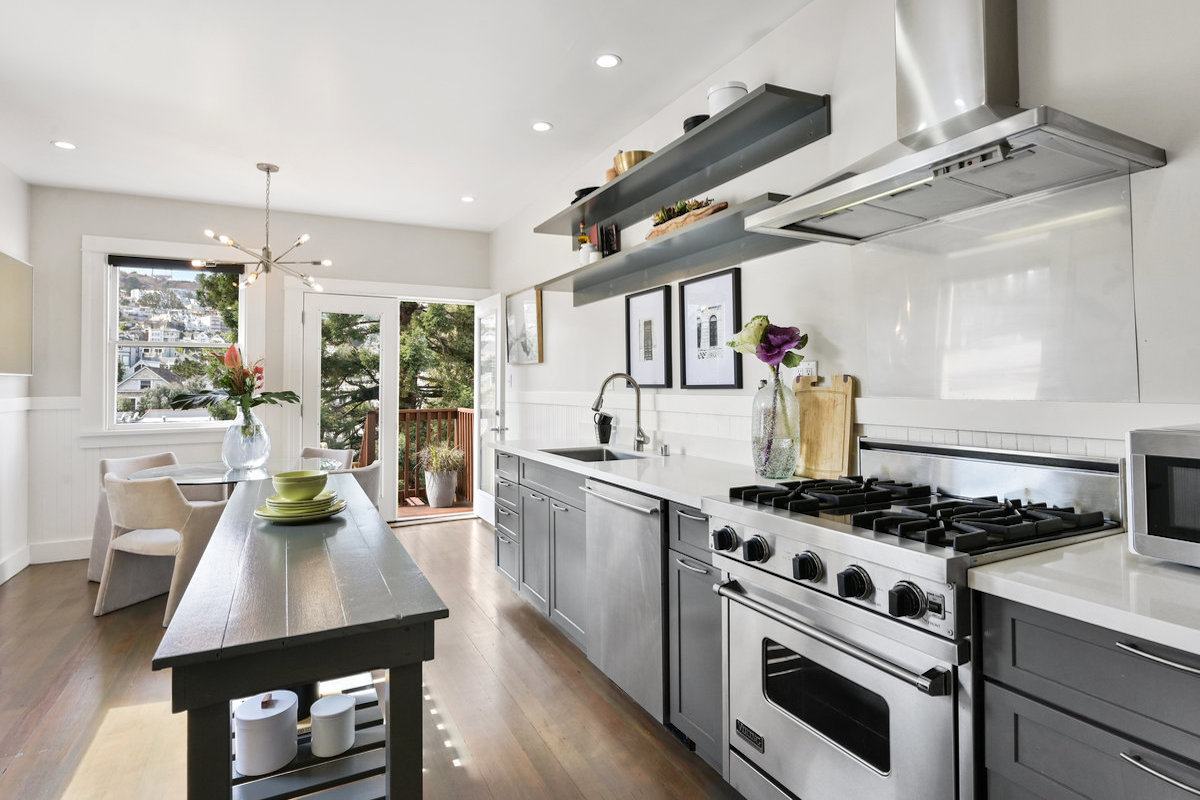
[152,472,449,799]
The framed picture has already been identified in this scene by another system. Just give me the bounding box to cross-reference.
[505,288,543,364]
[679,267,741,388]
[625,286,671,388]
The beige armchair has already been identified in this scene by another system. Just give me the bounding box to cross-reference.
[300,446,356,469]
[94,474,227,626]
[331,459,382,510]
[87,451,223,582]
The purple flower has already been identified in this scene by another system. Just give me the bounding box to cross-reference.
[756,324,803,367]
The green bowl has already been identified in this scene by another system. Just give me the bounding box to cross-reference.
[271,470,328,501]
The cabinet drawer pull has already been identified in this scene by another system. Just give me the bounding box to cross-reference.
[497,534,514,545]
[1115,641,1200,677]
[551,503,568,512]
[676,509,708,523]
[528,493,546,502]
[1120,753,1200,796]
[496,506,512,516]
[675,557,710,575]
[497,479,513,488]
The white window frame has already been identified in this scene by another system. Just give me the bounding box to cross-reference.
[81,235,266,441]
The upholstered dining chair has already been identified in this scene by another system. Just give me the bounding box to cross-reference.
[299,446,356,469]
[331,459,382,510]
[87,451,223,582]
[94,474,227,626]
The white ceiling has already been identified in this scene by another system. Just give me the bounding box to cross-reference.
[0,1,813,232]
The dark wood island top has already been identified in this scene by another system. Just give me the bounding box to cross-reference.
[152,472,448,799]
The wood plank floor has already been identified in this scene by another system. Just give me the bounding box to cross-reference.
[0,519,740,799]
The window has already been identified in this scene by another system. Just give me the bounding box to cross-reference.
[107,255,243,427]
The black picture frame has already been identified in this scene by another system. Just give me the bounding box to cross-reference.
[625,285,671,388]
[679,267,741,389]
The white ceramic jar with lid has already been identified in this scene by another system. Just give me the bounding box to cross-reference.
[310,693,357,758]
[234,689,298,776]
[707,81,748,115]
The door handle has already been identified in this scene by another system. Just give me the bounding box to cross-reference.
[579,486,659,516]
[489,426,509,433]
[716,581,952,697]
[1120,753,1200,796]
[1115,641,1200,677]
[676,557,711,575]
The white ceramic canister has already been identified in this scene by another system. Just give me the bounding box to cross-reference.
[234,690,299,776]
[578,241,596,266]
[707,81,748,116]
[310,693,357,758]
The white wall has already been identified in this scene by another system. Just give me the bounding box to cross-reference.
[0,160,31,584]
[490,0,1200,466]
[24,187,490,564]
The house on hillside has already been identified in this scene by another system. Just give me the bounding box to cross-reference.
[116,363,183,404]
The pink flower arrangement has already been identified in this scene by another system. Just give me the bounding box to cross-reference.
[170,345,298,431]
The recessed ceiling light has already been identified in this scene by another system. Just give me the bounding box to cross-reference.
[532,121,553,133]
[51,140,76,150]
[595,53,622,69]
[460,195,475,203]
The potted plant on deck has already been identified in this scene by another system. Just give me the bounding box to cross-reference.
[417,442,465,508]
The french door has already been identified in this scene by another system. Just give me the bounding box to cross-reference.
[474,293,506,521]
[301,293,400,514]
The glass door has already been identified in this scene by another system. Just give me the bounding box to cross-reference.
[302,293,399,514]
[474,293,505,521]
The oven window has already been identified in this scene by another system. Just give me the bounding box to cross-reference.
[1146,456,1200,543]
[763,638,890,772]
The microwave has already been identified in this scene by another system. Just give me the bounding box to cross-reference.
[1128,424,1200,569]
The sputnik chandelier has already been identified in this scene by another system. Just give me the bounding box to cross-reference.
[194,162,331,290]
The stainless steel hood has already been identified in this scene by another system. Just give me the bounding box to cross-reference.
[746,0,1166,245]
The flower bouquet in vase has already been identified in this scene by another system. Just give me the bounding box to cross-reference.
[170,345,299,469]
[728,316,808,478]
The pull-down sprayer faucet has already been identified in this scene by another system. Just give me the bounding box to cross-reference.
[591,372,649,452]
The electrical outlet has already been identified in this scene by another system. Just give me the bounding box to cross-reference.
[797,360,818,377]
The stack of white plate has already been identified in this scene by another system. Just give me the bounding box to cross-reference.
[254,488,348,524]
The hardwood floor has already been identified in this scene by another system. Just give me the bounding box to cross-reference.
[0,519,739,799]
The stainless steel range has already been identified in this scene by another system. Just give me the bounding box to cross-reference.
[700,438,1124,800]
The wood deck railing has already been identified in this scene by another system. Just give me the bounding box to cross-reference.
[355,407,475,506]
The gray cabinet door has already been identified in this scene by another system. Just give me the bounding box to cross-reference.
[495,530,519,588]
[668,548,722,770]
[519,487,550,614]
[550,501,587,649]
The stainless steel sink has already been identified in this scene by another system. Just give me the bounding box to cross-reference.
[540,447,644,463]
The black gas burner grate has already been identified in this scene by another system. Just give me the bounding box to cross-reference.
[729,476,934,515]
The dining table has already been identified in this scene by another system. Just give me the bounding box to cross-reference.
[151,472,448,799]
[130,456,343,491]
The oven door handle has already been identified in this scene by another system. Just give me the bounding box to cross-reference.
[716,581,952,697]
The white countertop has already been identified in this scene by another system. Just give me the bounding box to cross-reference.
[491,440,763,509]
[970,534,1200,654]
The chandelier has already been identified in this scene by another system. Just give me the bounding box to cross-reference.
[194,162,331,290]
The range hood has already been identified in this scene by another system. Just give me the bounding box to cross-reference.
[745,0,1166,245]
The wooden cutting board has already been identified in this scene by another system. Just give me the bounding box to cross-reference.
[792,374,856,479]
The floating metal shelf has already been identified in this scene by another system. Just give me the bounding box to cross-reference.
[538,194,812,306]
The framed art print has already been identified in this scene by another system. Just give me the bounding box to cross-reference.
[625,285,671,388]
[505,288,543,364]
[679,267,741,388]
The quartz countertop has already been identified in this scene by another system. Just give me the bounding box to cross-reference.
[969,534,1200,654]
[491,440,762,509]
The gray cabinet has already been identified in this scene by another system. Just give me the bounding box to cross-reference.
[519,486,551,615]
[549,500,586,648]
[493,452,521,589]
[666,502,722,771]
[982,596,1200,798]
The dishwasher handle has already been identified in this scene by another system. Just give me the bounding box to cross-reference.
[579,485,660,516]
[716,581,952,697]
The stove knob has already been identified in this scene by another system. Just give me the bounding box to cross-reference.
[836,566,873,599]
[742,536,770,563]
[711,526,740,552]
[792,551,824,582]
[888,581,927,619]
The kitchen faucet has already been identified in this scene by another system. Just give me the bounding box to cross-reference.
[591,372,649,452]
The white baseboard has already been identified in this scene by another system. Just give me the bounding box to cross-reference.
[29,537,91,564]
[0,545,31,585]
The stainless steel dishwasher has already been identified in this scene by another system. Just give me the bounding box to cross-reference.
[582,478,666,721]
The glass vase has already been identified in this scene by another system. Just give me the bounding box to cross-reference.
[222,408,271,469]
[751,370,801,479]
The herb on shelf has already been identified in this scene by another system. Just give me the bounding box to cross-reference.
[652,197,714,226]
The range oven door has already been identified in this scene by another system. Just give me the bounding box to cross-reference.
[722,582,958,800]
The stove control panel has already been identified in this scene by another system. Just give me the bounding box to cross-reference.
[708,520,960,638]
